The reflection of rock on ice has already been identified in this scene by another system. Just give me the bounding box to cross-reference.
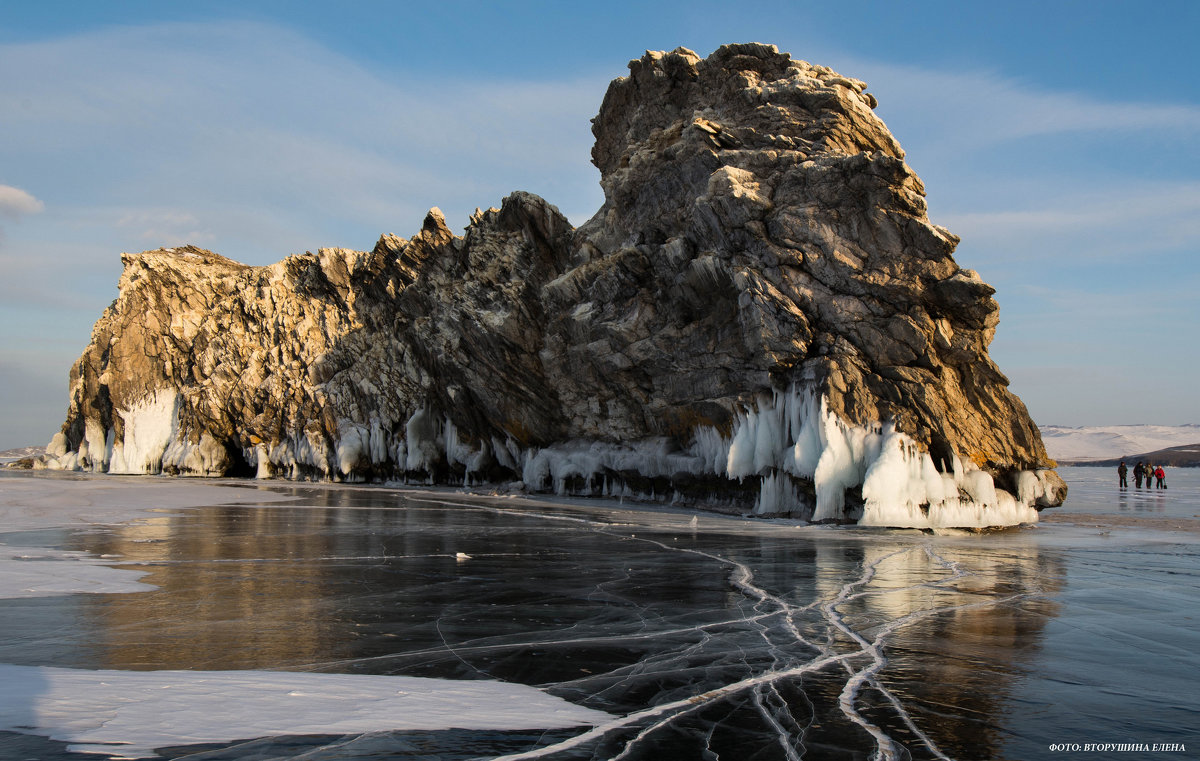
[813,537,1061,625]
[801,534,1063,759]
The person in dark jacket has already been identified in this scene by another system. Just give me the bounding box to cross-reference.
[1133,461,1145,488]
[1118,461,1128,488]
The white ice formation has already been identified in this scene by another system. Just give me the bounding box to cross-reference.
[40,385,1052,528]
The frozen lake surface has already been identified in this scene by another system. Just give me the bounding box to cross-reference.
[0,468,1197,760]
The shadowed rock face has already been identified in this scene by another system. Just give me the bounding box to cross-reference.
[41,44,1065,525]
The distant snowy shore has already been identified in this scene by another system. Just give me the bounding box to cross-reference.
[0,446,44,464]
[1039,424,1200,463]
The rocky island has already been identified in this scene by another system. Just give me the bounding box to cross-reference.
[36,43,1066,527]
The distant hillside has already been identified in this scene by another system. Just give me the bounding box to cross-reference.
[0,446,45,465]
[1039,424,1200,463]
[1069,443,1200,468]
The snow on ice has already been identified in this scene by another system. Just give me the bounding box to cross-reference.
[0,546,153,600]
[0,665,611,758]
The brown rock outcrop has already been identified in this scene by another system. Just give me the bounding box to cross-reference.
[39,44,1065,527]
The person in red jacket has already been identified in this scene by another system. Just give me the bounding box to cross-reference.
[1155,465,1166,489]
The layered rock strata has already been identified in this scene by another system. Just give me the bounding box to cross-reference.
[40,43,1065,527]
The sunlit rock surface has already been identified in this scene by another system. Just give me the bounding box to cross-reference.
[39,43,1065,526]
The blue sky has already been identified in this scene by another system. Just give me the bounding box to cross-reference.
[2,0,1198,448]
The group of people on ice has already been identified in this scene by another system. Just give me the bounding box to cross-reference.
[1117,461,1167,489]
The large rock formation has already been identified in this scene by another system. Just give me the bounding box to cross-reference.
[39,44,1066,527]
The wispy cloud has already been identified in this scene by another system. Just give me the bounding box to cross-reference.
[0,20,606,265]
[115,209,215,247]
[942,181,1200,262]
[0,185,44,220]
[848,59,1200,155]
[0,183,44,249]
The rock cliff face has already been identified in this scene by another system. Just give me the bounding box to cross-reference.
[40,44,1065,527]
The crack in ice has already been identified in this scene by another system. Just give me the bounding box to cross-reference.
[221,494,1031,761]
[480,534,1025,761]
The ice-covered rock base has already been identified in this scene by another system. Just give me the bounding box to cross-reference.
[39,386,1059,528]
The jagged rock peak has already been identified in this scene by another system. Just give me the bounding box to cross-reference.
[592,43,895,180]
[34,44,1065,528]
